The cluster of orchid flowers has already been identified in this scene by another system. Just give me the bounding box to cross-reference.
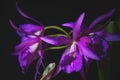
[9,3,120,80]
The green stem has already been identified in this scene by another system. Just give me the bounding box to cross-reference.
[45,26,70,38]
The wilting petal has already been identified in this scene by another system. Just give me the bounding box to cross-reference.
[73,12,85,40]
[88,9,115,30]
[40,36,71,46]
[78,41,100,60]
[62,22,75,29]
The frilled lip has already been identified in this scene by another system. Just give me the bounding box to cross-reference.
[17,39,42,73]
[53,47,83,76]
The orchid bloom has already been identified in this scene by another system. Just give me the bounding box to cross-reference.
[40,9,120,76]
[40,13,99,75]
[9,3,46,80]
[9,21,44,73]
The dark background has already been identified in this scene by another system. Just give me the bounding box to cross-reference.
[1,0,120,80]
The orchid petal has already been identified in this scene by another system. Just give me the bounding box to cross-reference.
[14,24,43,37]
[69,41,76,53]
[18,41,42,73]
[18,47,40,73]
[73,12,85,40]
[91,36,109,58]
[95,31,120,41]
[104,32,120,41]
[40,36,71,46]
[13,38,39,55]
[55,47,82,75]
[88,9,115,30]
[62,22,75,29]
[63,52,82,73]
[53,48,69,77]
[19,24,43,34]
[78,41,100,60]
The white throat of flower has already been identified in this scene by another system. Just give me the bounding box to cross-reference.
[29,42,39,53]
[28,31,42,38]
[68,41,77,57]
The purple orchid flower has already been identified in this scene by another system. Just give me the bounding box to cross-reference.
[9,20,44,74]
[9,4,45,80]
[40,13,99,75]
[40,9,120,76]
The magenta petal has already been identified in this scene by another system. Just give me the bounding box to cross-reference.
[53,48,69,76]
[17,24,43,37]
[40,36,71,46]
[88,9,115,30]
[19,24,43,33]
[13,38,39,55]
[73,12,85,40]
[63,53,82,73]
[18,49,40,73]
[17,41,41,73]
[59,48,82,73]
[62,22,75,29]
[78,41,100,60]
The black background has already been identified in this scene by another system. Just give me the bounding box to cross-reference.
[1,0,120,80]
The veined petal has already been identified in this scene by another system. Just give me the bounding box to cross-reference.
[62,22,75,29]
[40,36,71,46]
[78,41,100,60]
[88,9,115,30]
[73,12,85,40]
